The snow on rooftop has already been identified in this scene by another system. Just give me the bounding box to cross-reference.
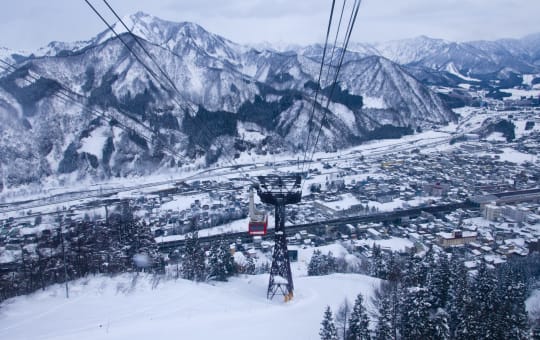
[354,237,414,252]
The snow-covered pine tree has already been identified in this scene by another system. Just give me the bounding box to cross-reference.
[244,255,255,275]
[494,264,529,339]
[182,228,206,281]
[208,239,236,281]
[385,252,401,283]
[347,293,370,340]
[466,261,498,339]
[308,249,323,276]
[447,255,469,339]
[133,220,163,273]
[374,296,394,340]
[398,287,432,339]
[369,244,385,279]
[207,242,222,281]
[320,305,339,340]
[325,251,337,274]
[401,249,421,287]
[426,253,451,308]
[428,308,450,340]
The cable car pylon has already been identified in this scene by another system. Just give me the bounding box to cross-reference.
[254,174,302,301]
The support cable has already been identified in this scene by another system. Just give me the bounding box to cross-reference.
[300,0,336,174]
[307,0,361,167]
[84,0,257,182]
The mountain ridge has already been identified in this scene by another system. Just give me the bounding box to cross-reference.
[0,13,459,189]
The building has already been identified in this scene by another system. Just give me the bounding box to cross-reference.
[501,206,529,223]
[483,204,501,221]
[438,230,477,247]
[423,182,450,197]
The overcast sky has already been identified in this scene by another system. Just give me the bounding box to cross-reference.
[1,0,539,51]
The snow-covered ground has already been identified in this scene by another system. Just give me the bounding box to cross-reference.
[0,272,381,340]
[502,88,540,99]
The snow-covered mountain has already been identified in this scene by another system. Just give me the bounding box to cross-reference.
[0,12,455,189]
[373,34,540,79]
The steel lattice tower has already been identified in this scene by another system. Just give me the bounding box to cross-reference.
[255,174,302,301]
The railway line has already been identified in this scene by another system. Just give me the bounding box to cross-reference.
[157,186,540,252]
[157,200,477,251]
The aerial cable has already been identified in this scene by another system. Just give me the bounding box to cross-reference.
[300,0,336,174]
[323,0,348,92]
[0,59,188,162]
[84,0,257,183]
[307,0,361,167]
[84,1,197,125]
[103,0,256,173]
[101,0,198,115]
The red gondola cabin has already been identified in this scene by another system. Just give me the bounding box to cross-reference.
[249,215,268,236]
[248,187,268,236]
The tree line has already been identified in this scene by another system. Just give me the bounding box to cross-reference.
[0,206,268,304]
[318,246,540,339]
[0,204,163,302]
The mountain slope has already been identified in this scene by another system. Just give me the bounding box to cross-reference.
[0,13,455,189]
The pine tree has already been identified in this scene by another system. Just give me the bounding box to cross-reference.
[494,264,529,339]
[428,308,450,340]
[385,252,401,283]
[401,249,421,287]
[466,261,498,339]
[309,250,323,276]
[244,256,255,275]
[347,293,370,340]
[375,297,394,340]
[426,254,450,308]
[208,242,222,281]
[208,239,236,281]
[369,244,385,279]
[320,306,339,340]
[336,298,351,340]
[325,251,337,275]
[447,256,469,340]
[399,288,432,339]
[182,229,206,281]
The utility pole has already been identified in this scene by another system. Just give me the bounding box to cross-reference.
[255,174,301,301]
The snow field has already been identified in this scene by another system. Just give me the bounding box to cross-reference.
[0,272,381,340]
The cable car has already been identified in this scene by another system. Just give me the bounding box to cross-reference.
[248,187,268,236]
[248,215,268,236]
